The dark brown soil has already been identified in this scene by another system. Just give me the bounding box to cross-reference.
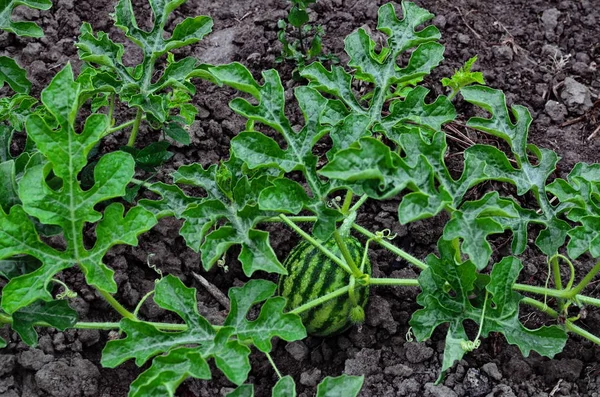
[1,0,600,396]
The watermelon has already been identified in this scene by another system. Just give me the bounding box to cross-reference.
[279,236,371,337]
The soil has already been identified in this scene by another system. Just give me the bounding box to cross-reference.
[1,0,600,396]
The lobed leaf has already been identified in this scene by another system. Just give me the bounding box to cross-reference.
[410,239,567,380]
[104,276,305,396]
[0,65,156,315]
[12,300,78,346]
[0,0,52,37]
[0,56,31,93]
[76,1,213,131]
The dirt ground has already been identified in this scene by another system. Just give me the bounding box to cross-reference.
[1,0,600,396]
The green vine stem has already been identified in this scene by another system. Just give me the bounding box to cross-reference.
[279,214,352,275]
[97,289,137,321]
[352,223,427,271]
[290,285,350,315]
[333,230,365,279]
[126,107,144,147]
[566,260,600,299]
[341,191,353,214]
[107,93,116,126]
[522,297,600,345]
[106,118,137,135]
[133,289,155,318]
[265,352,283,379]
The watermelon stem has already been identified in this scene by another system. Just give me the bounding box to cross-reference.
[289,285,351,315]
[352,223,428,270]
[333,230,365,280]
[369,278,420,287]
[265,352,282,379]
[279,214,353,275]
[341,190,353,214]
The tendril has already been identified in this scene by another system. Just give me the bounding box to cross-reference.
[405,327,414,342]
[146,253,163,280]
[52,279,77,300]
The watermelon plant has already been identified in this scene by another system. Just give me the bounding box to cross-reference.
[0,1,600,396]
[277,0,338,77]
[75,0,215,149]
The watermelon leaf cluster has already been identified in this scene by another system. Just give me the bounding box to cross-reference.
[1,1,600,396]
[75,0,215,145]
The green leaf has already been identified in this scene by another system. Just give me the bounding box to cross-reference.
[76,3,213,132]
[12,300,78,346]
[0,56,31,93]
[410,239,567,379]
[231,132,299,173]
[0,255,40,280]
[138,182,201,219]
[129,348,211,397]
[0,336,6,348]
[288,6,309,27]
[0,0,52,37]
[444,192,535,270]
[227,385,254,397]
[104,276,305,396]
[0,65,156,314]
[441,56,485,95]
[315,375,364,397]
[173,162,285,276]
[164,122,191,145]
[273,376,296,397]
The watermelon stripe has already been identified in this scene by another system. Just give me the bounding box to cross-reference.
[279,236,371,337]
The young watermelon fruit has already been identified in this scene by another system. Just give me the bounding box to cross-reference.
[279,236,371,337]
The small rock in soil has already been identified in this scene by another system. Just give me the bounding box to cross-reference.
[344,348,381,376]
[18,348,54,371]
[541,44,563,58]
[35,357,100,397]
[463,368,491,397]
[502,358,532,383]
[493,45,514,62]
[0,354,16,376]
[366,295,397,334]
[78,329,100,347]
[395,378,420,394]
[285,341,309,361]
[486,384,517,397]
[404,342,434,364]
[384,363,413,378]
[424,382,458,397]
[482,362,503,381]
[541,8,561,40]
[545,100,568,123]
[539,358,583,383]
[0,375,15,394]
[299,368,321,387]
[560,77,593,112]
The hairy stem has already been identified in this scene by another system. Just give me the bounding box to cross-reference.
[352,223,427,270]
[368,278,419,287]
[106,119,137,135]
[290,285,350,315]
[126,107,144,147]
[108,93,116,126]
[341,191,353,214]
[279,214,352,275]
[521,297,600,345]
[333,230,364,279]
[97,289,137,321]
[566,260,600,299]
[266,352,283,379]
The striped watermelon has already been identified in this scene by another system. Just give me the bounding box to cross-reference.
[279,236,371,337]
